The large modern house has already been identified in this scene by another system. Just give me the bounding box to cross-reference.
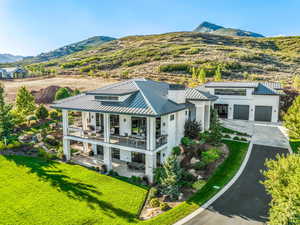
[52,79,282,182]
[198,81,283,123]
[0,67,27,79]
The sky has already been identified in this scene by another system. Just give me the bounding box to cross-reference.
[0,0,299,56]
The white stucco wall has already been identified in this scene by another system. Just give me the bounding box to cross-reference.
[119,115,131,136]
[120,149,132,162]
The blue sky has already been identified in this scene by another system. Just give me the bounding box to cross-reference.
[0,0,299,56]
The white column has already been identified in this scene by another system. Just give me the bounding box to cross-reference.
[62,110,69,135]
[92,144,97,155]
[103,114,110,142]
[145,153,156,183]
[228,104,234,120]
[83,142,89,153]
[82,112,88,130]
[103,146,112,171]
[63,138,71,160]
[249,104,255,121]
[207,102,211,130]
[147,117,156,151]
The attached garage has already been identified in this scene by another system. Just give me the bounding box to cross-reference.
[233,105,249,120]
[255,106,272,122]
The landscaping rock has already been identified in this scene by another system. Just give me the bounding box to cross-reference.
[18,134,33,143]
[197,175,204,180]
[178,193,184,201]
[161,195,170,202]
[46,134,55,140]
[36,133,43,142]
[188,169,198,177]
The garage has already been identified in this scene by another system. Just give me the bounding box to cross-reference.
[255,106,272,122]
[233,105,249,120]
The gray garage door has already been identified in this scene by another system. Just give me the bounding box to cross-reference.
[255,106,272,122]
[233,105,249,120]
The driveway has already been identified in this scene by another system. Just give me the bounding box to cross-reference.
[183,145,288,225]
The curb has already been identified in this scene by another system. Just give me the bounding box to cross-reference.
[173,141,253,225]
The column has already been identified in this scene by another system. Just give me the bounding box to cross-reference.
[195,104,205,132]
[103,146,112,171]
[147,117,156,151]
[62,110,69,135]
[83,142,89,153]
[92,144,97,155]
[103,113,110,143]
[145,153,156,183]
[207,102,211,130]
[228,104,234,120]
[63,138,71,160]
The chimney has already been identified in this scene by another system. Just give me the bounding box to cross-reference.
[168,84,186,104]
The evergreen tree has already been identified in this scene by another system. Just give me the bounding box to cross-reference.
[55,87,71,100]
[293,75,300,91]
[214,65,222,81]
[35,104,49,120]
[198,68,206,84]
[284,96,300,138]
[15,86,36,116]
[160,154,183,200]
[209,109,222,145]
[0,83,13,138]
[191,67,197,81]
[262,154,300,225]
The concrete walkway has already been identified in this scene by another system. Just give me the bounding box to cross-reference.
[182,145,288,225]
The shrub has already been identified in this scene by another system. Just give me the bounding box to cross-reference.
[182,171,197,182]
[55,88,71,101]
[181,137,192,146]
[147,187,158,202]
[172,146,181,156]
[149,198,160,208]
[233,136,240,141]
[184,120,201,139]
[0,141,6,150]
[223,134,231,139]
[49,110,60,120]
[160,202,170,211]
[35,105,49,120]
[158,63,190,73]
[240,137,248,142]
[201,148,221,165]
[154,167,165,184]
[284,96,300,139]
[192,161,206,170]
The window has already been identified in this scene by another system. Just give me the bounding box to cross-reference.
[170,114,175,121]
[131,117,146,136]
[112,148,120,160]
[214,89,247,96]
[95,95,119,101]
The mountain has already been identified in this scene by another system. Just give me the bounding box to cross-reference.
[25,32,300,86]
[0,53,23,63]
[193,21,264,38]
[23,36,115,63]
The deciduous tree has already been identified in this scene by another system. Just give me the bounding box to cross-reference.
[284,96,300,138]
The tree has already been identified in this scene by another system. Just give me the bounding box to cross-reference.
[0,83,13,138]
[159,154,183,200]
[184,120,201,139]
[214,65,222,81]
[35,104,49,120]
[293,75,300,91]
[15,86,36,116]
[209,109,222,145]
[198,68,206,84]
[55,87,71,100]
[262,154,300,225]
[191,67,198,81]
[284,96,300,138]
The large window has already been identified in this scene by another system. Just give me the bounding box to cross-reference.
[95,95,119,101]
[214,89,247,96]
[131,117,146,136]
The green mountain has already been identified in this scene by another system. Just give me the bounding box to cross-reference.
[23,36,115,63]
[0,53,23,63]
[193,21,264,38]
[26,32,300,86]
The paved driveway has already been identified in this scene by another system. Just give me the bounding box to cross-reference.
[183,145,288,225]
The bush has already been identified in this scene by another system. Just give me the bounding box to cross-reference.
[181,137,192,146]
[158,63,190,73]
[160,202,170,211]
[55,88,71,101]
[223,134,231,139]
[49,110,60,120]
[201,148,221,165]
[0,141,6,150]
[149,198,160,208]
[147,187,158,202]
[172,146,181,156]
[182,171,197,182]
[233,136,240,141]
[192,161,206,170]
[35,105,49,120]
[184,120,201,139]
[154,167,165,184]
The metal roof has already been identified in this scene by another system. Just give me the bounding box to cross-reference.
[204,81,259,88]
[186,88,218,101]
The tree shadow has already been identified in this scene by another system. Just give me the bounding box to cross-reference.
[4,155,138,223]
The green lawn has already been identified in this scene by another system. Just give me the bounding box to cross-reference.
[0,155,147,225]
[290,139,300,153]
[142,140,249,225]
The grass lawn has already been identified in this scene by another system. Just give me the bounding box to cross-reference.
[0,155,147,225]
[142,140,249,225]
[290,139,300,153]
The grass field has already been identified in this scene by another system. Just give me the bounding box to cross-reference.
[290,139,300,153]
[0,155,147,225]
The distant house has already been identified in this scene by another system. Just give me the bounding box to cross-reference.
[0,67,27,79]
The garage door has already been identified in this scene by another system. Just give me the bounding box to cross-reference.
[233,105,249,120]
[255,106,272,122]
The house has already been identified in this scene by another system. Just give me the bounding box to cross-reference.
[0,67,27,79]
[198,81,284,122]
[51,78,217,182]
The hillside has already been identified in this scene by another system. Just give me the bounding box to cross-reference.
[25,32,300,85]
[0,53,23,63]
[193,21,264,38]
[22,36,115,63]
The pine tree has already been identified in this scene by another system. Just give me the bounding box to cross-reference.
[191,67,197,81]
[209,109,222,145]
[284,96,300,138]
[15,86,36,116]
[160,154,182,200]
[198,68,206,84]
[35,104,49,121]
[214,65,222,81]
[293,75,300,91]
[0,83,13,138]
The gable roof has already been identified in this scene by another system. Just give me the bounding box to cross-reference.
[186,88,218,101]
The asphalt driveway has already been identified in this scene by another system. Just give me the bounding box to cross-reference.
[183,145,288,225]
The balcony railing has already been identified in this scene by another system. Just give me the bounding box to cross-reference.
[68,127,105,141]
[156,135,168,148]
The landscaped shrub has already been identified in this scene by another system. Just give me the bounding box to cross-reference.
[233,136,240,141]
[182,170,197,183]
[184,120,201,139]
[181,137,192,146]
[209,110,222,145]
[172,146,181,156]
[154,167,165,184]
[35,105,49,120]
[201,148,221,165]
[160,202,170,211]
[192,161,206,170]
[147,187,158,203]
[49,110,60,120]
[223,134,231,139]
[149,198,160,208]
[0,141,6,151]
[55,88,71,101]
[240,137,248,142]
[158,63,190,73]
